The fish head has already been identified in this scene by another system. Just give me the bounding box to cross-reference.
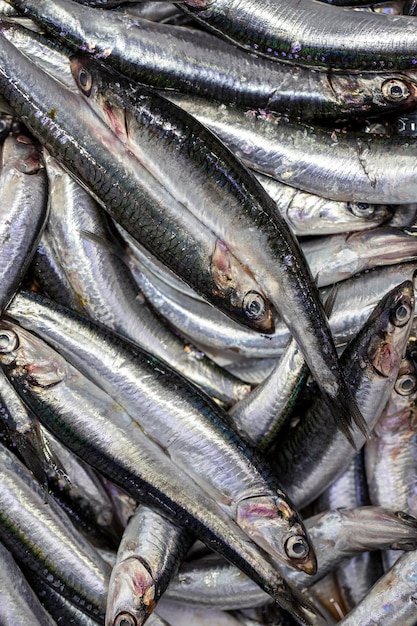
[0,319,67,388]
[375,351,417,437]
[235,494,316,574]
[329,72,417,114]
[367,279,415,380]
[210,240,275,333]
[106,557,156,626]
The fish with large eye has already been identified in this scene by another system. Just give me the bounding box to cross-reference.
[243,290,267,321]
[390,299,413,327]
[71,58,93,97]
[235,495,317,575]
[114,612,138,626]
[347,202,376,218]
[0,329,19,353]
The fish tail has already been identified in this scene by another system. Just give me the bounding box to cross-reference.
[325,381,369,447]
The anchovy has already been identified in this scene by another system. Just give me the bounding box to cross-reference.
[270,278,415,507]
[365,343,417,570]
[0,30,371,439]
[68,52,370,440]
[106,505,193,626]
[4,0,417,122]
[0,129,48,311]
[178,0,417,71]
[0,312,319,622]
[164,507,417,609]
[44,152,249,406]
[0,31,275,334]
[255,173,393,237]
[4,291,317,577]
[165,94,417,204]
[301,227,417,288]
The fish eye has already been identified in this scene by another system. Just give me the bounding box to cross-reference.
[395,511,417,525]
[243,291,266,320]
[381,78,410,103]
[395,373,417,396]
[77,67,93,96]
[284,535,309,560]
[391,301,412,326]
[347,202,375,218]
[0,330,19,353]
[115,613,137,626]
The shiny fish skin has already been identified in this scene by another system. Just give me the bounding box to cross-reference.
[365,345,417,569]
[0,367,53,487]
[44,152,249,406]
[4,0,417,122]
[0,440,111,621]
[166,94,417,205]
[318,453,383,611]
[106,505,193,626]
[180,0,417,71]
[0,130,48,311]
[164,507,417,609]
[27,577,103,626]
[0,31,367,440]
[68,53,361,434]
[270,279,415,508]
[4,291,317,578]
[127,256,417,359]
[228,337,308,450]
[255,173,393,237]
[338,549,417,624]
[301,227,417,288]
[30,230,91,312]
[40,428,119,546]
[0,541,57,626]
[0,318,319,624]
[0,32,274,335]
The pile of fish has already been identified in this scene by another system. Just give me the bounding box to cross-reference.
[1,0,417,624]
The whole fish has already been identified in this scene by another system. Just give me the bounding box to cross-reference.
[67,52,367,437]
[4,291,317,577]
[0,31,275,335]
[4,0,417,122]
[179,0,417,71]
[0,312,319,622]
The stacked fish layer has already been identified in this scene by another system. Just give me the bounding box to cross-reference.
[0,0,416,624]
